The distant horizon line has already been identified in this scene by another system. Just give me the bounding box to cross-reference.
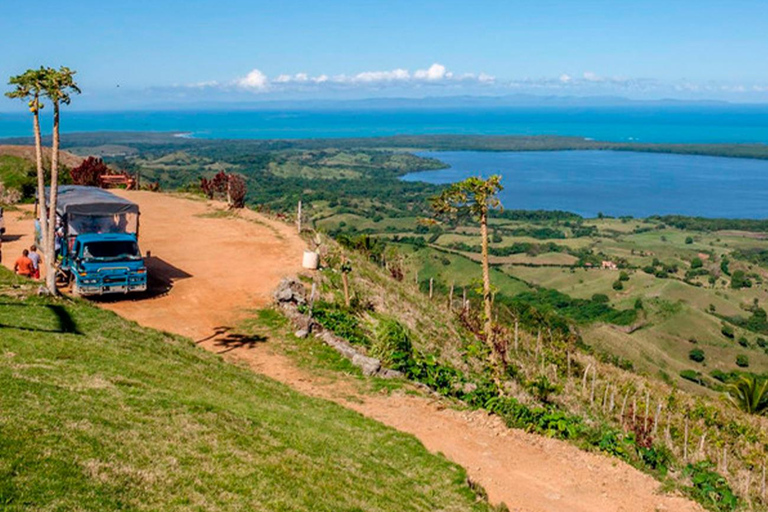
[3,93,768,115]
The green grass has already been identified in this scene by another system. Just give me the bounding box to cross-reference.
[0,269,491,512]
[0,155,35,197]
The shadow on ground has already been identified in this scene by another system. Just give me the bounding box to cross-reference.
[90,256,192,303]
[0,302,82,334]
[196,326,268,354]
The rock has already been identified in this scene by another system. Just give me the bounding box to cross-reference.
[352,354,381,376]
[295,329,309,338]
[462,382,478,394]
[273,277,307,305]
[377,368,404,379]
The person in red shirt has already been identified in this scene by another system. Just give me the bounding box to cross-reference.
[14,249,34,277]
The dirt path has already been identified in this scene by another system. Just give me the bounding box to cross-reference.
[1,191,702,512]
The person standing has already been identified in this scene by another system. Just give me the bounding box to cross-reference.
[28,244,42,280]
[14,249,34,277]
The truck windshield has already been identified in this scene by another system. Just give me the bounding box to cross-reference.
[82,241,141,261]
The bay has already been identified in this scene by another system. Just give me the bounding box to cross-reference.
[403,150,768,219]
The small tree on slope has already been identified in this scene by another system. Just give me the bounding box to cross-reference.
[430,175,503,357]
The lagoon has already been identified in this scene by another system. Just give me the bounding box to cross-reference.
[403,150,768,219]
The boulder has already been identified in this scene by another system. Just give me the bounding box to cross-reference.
[273,278,307,306]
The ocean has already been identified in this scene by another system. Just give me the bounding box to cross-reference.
[2,105,768,143]
[403,150,768,219]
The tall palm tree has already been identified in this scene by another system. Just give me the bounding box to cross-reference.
[41,66,80,294]
[726,375,768,415]
[430,175,503,347]
[6,67,49,252]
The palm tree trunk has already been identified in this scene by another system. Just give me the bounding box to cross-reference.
[32,101,48,252]
[45,101,60,295]
[480,209,492,343]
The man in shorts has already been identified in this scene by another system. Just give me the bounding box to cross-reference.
[28,244,42,279]
[14,249,34,278]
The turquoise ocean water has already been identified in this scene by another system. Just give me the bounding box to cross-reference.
[2,106,768,143]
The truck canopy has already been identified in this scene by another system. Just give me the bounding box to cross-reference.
[46,186,140,236]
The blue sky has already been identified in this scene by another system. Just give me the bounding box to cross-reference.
[2,0,768,110]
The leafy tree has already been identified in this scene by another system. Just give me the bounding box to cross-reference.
[691,257,703,269]
[721,324,734,339]
[70,156,109,186]
[730,270,752,289]
[618,271,629,281]
[430,175,503,355]
[6,67,49,257]
[41,66,80,294]
[726,375,767,414]
[685,236,694,244]
[689,349,705,363]
[612,280,623,291]
[735,354,749,368]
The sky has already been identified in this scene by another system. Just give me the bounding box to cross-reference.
[2,0,768,110]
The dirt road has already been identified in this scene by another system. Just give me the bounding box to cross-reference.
[1,191,701,512]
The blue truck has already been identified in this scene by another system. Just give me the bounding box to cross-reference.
[47,185,147,296]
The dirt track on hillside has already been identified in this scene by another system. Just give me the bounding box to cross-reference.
[1,191,702,512]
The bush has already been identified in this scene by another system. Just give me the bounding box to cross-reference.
[730,270,752,289]
[618,271,629,282]
[737,337,749,348]
[70,156,109,186]
[680,369,705,385]
[689,349,705,363]
[592,293,609,303]
[685,236,694,244]
[371,319,414,373]
[691,257,703,269]
[721,324,734,339]
[736,355,749,368]
[612,280,624,291]
[683,462,738,512]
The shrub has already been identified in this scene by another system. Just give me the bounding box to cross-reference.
[737,337,749,348]
[612,280,624,291]
[736,354,749,368]
[721,324,734,339]
[683,462,738,512]
[730,270,752,289]
[591,293,609,303]
[689,349,705,363]
[691,257,703,269]
[618,271,629,282]
[757,337,767,348]
[685,236,694,244]
[680,369,705,385]
[371,319,414,373]
[70,156,109,186]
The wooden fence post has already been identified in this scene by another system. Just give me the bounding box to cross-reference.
[449,283,454,310]
[429,278,434,300]
[683,418,689,462]
[297,200,302,234]
[582,364,591,394]
[590,367,597,405]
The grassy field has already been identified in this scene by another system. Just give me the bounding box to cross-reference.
[0,269,492,512]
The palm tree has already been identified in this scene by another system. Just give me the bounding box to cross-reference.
[726,375,768,415]
[430,175,503,347]
[6,67,49,253]
[41,66,80,294]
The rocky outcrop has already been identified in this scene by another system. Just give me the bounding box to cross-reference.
[274,277,402,379]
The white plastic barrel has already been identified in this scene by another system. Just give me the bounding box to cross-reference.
[302,251,319,270]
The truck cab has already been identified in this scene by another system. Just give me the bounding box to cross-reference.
[70,233,147,295]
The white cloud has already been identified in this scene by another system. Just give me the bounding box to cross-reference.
[413,63,449,80]
[237,69,269,90]
[559,74,572,83]
[228,62,491,92]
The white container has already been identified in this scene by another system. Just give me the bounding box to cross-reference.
[302,251,319,270]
